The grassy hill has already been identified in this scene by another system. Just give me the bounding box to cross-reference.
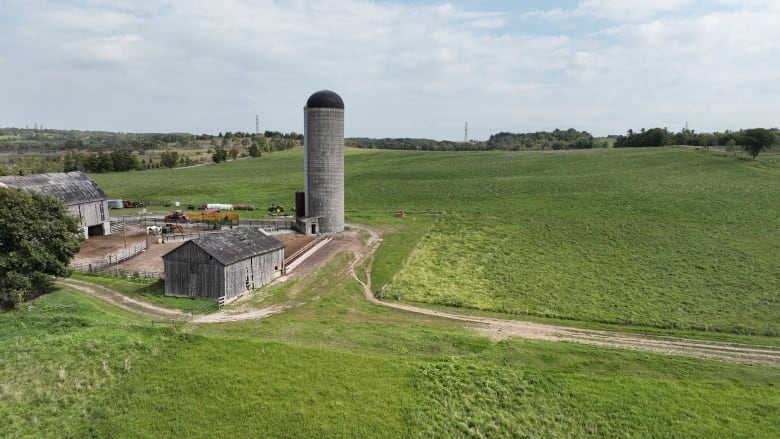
[3,145,779,437]
[93,147,780,336]
[2,262,779,437]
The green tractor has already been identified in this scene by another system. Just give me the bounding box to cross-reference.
[267,205,285,216]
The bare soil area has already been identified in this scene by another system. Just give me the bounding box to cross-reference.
[73,226,315,275]
[73,224,148,265]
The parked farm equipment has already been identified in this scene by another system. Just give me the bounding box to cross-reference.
[267,205,292,216]
[164,210,188,222]
[124,200,144,208]
[188,208,239,222]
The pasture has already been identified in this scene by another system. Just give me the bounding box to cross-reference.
[93,147,780,336]
[3,146,780,436]
[2,258,779,437]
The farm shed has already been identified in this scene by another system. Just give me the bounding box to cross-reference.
[162,228,285,301]
[0,171,110,239]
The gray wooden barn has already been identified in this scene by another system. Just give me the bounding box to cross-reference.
[162,228,285,301]
[0,171,110,239]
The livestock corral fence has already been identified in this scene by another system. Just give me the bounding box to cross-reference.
[69,241,154,276]
[100,267,164,280]
[115,216,295,231]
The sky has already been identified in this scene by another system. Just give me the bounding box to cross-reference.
[1,0,779,140]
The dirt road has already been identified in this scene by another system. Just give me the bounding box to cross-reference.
[57,278,189,321]
[60,225,780,367]
[346,225,780,367]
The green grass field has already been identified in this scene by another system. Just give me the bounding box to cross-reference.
[2,261,778,438]
[94,147,780,336]
[3,146,774,436]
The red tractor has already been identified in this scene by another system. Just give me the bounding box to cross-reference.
[164,210,188,223]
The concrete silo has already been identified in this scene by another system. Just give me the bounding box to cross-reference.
[303,90,344,234]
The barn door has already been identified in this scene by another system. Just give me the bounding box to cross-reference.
[188,275,198,297]
[189,264,199,297]
[246,259,255,290]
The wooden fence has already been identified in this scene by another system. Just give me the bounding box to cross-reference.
[94,267,164,280]
[115,216,295,231]
[69,241,148,274]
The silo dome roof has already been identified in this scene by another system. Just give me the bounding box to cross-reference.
[306,90,344,109]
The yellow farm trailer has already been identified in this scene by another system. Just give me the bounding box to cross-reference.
[188,209,240,222]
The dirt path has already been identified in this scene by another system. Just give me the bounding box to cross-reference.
[346,225,780,367]
[190,305,289,323]
[60,225,780,367]
[57,278,190,321]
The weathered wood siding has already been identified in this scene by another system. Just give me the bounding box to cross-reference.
[68,199,109,231]
[163,242,226,300]
[163,243,285,300]
[224,248,285,297]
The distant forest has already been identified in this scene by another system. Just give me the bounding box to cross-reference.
[348,128,597,151]
[1,124,776,176]
[0,128,302,175]
[613,127,780,148]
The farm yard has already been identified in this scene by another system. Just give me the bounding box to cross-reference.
[71,224,315,276]
[3,146,780,437]
[90,146,780,336]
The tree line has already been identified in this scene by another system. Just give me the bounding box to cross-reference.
[614,127,777,157]
[348,129,597,151]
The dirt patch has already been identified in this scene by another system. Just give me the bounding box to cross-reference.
[111,241,184,274]
[73,226,314,276]
[57,278,189,320]
[275,232,316,258]
[73,224,148,265]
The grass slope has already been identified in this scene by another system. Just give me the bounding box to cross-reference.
[2,264,778,438]
[93,147,779,335]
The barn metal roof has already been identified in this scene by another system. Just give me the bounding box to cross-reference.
[0,171,108,205]
[176,228,285,266]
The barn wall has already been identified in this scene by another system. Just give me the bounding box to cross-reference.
[164,243,226,299]
[164,242,286,301]
[68,200,110,237]
[223,248,285,300]
[224,259,253,300]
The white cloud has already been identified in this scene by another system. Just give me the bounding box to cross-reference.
[63,34,146,64]
[577,0,694,20]
[0,0,778,137]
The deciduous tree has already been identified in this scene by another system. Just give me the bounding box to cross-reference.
[739,128,776,159]
[160,149,179,169]
[0,188,81,308]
